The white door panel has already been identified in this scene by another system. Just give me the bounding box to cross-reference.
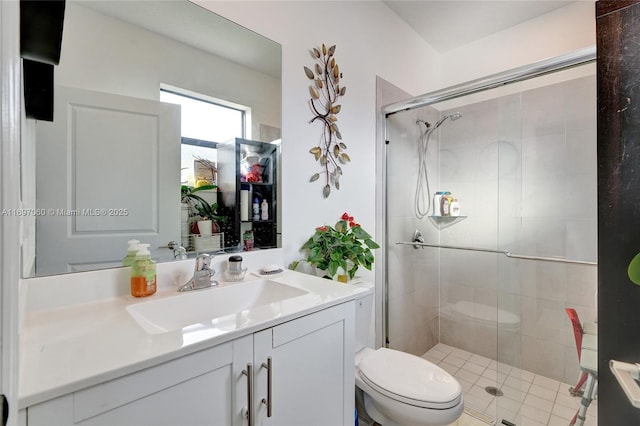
[36,86,180,275]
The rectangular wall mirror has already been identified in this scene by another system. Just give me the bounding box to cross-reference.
[22,0,282,277]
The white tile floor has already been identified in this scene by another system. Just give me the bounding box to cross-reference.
[422,343,598,426]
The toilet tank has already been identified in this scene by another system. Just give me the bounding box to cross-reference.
[355,291,374,353]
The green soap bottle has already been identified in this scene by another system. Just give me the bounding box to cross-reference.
[130,243,156,297]
[122,239,140,267]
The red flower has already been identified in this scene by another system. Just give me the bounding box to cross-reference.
[349,221,355,228]
[341,212,350,220]
[316,226,328,232]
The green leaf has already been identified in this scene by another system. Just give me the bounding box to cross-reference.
[352,226,371,239]
[365,238,380,249]
[301,237,315,250]
[310,173,320,182]
[189,184,217,192]
[328,261,338,277]
[629,252,640,285]
[338,258,347,271]
[364,250,374,264]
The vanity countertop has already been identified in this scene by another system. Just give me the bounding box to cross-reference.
[19,269,372,408]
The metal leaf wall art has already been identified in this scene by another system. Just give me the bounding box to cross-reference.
[304,43,348,198]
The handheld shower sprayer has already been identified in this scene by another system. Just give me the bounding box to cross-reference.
[416,112,461,133]
[414,111,462,219]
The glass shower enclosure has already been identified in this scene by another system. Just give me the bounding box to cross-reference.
[382,51,598,425]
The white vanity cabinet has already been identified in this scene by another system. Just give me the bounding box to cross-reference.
[25,338,252,426]
[252,301,355,426]
[22,301,355,426]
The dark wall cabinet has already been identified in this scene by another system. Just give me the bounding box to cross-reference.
[218,138,278,250]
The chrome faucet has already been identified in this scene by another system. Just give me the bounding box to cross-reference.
[163,240,188,260]
[172,245,188,260]
[178,253,218,292]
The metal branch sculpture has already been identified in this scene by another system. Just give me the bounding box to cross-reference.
[304,43,348,198]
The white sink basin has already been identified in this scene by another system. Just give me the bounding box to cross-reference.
[127,279,308,334]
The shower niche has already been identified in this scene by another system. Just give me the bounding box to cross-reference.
[428,215,467,229]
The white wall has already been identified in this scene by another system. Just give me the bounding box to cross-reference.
[58,2,281,137]
[196,1,442,277]
[440,1,595,86]
[199,0,595,279]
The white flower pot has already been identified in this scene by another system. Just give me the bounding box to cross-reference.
[197,219,212,236]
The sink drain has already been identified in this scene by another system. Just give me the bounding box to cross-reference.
[485,386,504,397]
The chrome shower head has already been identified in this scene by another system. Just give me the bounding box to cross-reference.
[416,112,462,135]
[431,112,462,130]
[449,112,462,121]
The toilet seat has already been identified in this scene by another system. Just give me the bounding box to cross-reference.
[358,348,462,410]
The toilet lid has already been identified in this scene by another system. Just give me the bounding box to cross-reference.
[358,348,462,409]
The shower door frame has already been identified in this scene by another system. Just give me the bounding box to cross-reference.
[378,45,597,348]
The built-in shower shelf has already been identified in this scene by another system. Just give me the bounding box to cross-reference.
[428,215,467,229]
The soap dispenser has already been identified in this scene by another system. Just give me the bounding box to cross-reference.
[130,243,156,297]
[122,239,140,267]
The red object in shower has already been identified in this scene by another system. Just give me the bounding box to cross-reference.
[566,308,589,397]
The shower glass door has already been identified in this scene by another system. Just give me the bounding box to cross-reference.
[384,61,597,425]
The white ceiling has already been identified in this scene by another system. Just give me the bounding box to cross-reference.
[383,1,576,53]
[79,1,578,78]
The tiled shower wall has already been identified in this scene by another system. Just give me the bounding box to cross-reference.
[386,104,442,356]
[386,71,597,385]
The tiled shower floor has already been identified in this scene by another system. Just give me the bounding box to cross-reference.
[422,343,597,426]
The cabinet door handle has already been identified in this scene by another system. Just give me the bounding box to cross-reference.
[261,356,272,417]
[243,363,254,426]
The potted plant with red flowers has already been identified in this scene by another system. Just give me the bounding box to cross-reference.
[293,212,379,282]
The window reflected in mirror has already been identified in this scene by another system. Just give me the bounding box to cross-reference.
[24,0,281,278]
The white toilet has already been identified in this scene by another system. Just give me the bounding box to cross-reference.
[354,291,464,426]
